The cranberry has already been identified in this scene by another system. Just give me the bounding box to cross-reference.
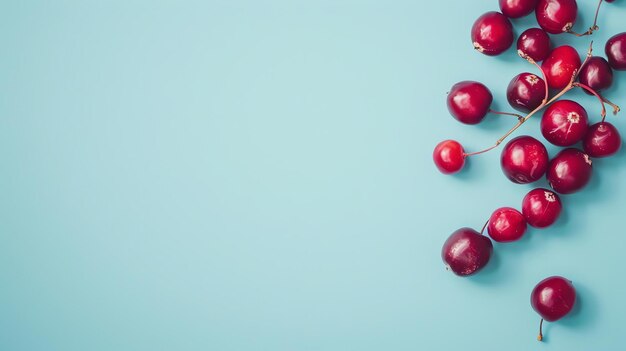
[517,28,551,62]
[500,0,538,18]
[531,276,576,341]
[471,12,515,56]
[441,228,493,276]
[433,140,465,174]
[547,148,592,194]
[487,207,527,242]
[447,81,493,124]
[583,122,622,158]
[521,188,562,228]
[578,56,614,93]
[541,45,581,89]
[605,32,626,70]
[535,0,578,34]
[501,136,549,184]
[506,72,545,113]
[540,100,588,146]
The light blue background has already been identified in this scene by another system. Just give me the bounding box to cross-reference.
[1,1,625,350]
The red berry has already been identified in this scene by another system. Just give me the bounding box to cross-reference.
[540,100,588,146]
[500,0,538,18]
[605,32,626,70]
[433,140,465,174]
[522,188,562,228]
[487,207,527,242]
[583,122,622,158]
[506,72,546,113]
[517,28,552,62]
[471,12,515,56]
[531,276,576,322]
[541,45,581,89]
[501,136,549,184]
[578,56,614,93]
[535,0,578,34]
[447,81,493,124]
[442,228,493,276]
[547,148,592,194]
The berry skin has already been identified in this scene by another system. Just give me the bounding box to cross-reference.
[535,0,578,34]
[541,46,581,90]
[471,12,515,56]
[540,100,588,146]
[546,148,592,194]
[447,81,493,124]
[487,207,527,242]
[442,228,493,276]
[583,122,622,158]
[517,28,551,62]
[507,72,546,113]
[578,56,614,93]
[501,136,549,184]
[522,188,562,228]
[531,276,576,322]
[605,32,626,70]
[500,0,538,18]
[433,140,465,174]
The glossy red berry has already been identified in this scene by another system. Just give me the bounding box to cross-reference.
[578,56,614,93]
[540,100,588,146]
[447,81,493,124]
[547,148,592,194]
[583,122,622,158]
[442,228,493,276]
[487,207,527,242]
[471,12,514,56]
[501,136,549,184]
[535,0,578,34]
[433,140,466,174]
[500,0,538,18]
[531,276,576,322]
[517,28,551,62]
[507,72,546,113]
[605,32,626,70]
[541,46,581,89]
[522,188,562,228]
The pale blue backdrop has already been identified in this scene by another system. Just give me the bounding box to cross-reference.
[1,1,625,350]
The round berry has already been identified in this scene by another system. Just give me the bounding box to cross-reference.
[447,81,493,124]
[471,12,515,56]
[522,188,562,228]
[488,207,527,242]
[433,140,466,174]
[501,136,549,184]
[540,100,588,146]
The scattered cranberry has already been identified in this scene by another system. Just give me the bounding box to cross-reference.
[583,122,622,158]
[517,28,551,62]
[547,148,592,194]
[535,0,578,34]
[541,45,581,89]
[507,72,546,113]
[442,228,493,276]
[487,207,527,242]
[531,276,576,341]
[447,81,493,124]
[578,56,614,93]
[605,32,626,70]
[433,140,466,174]
[471,12,515,56]
[500,0,538,18]
[540,100,588,146]
[522,188,562,228]
[501,136,549,184]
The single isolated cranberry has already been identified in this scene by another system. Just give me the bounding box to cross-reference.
[522,188,562,228]
[540,100,588,146]
[441,228,493,276]
[447,81,493,124]
[433,140,465,174]
[535,0,578,34]
[507,72,546,113]
[471,12,515,56]
[531,276,576,341]
[547,148,592,194]
[541,46,581,89]
[605,32,626,70]
[578,56,614,93]
[487,207,527,242]
[583,122,622,158]
[500,0,538,18]
[517,28,551,62]
[501,136,549,184]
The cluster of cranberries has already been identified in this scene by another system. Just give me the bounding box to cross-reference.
[435,0,624,341]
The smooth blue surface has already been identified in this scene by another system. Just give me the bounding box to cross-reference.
[1,1,626,350]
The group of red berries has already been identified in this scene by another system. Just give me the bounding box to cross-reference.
[434,0,625,342]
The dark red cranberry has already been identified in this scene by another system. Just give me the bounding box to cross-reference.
[522,188,562,228]
[501,136,549,184]
[441,228,493,276]
[447,81,493,124]
[605,32,626,70]
[535,0,578,34]
[547,148,592,194]
[540,100,588,146]
[471,12,515,56]
[541,46,581,89]
[583,122,622,158]
[507,72,545,113]
[578,56,614,93]
[531,276,576,341]
[433,140,465,174]
[517,28,551,62]
[487,207,527,242]
[500,0,538,18]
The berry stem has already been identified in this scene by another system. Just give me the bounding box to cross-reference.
[537,318,544,342]
[480,219,489,235]
[523,56,549,104]
[567,0,603,37]
[489,109,524,121]
[573,82,607,119]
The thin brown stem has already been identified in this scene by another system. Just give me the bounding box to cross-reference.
[567,0,603,38]
[602,96,621,116]
[573,82,607,119]
[523,56,549,103]
[480,219,489,235]
[489,109,524,121]
[537,318,544,342]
